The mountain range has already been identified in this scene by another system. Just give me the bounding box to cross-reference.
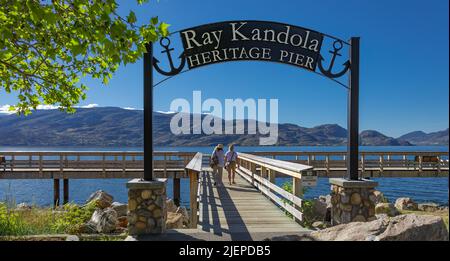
[0,107,447,147]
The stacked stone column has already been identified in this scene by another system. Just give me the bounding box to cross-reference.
[329,178,378,225]
[126,178,167,235]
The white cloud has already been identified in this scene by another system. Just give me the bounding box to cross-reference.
[156,110,176,114]
[0,103,99,114]
[123,107,141,110]
[0,105,16,114]
[77,104,99,108]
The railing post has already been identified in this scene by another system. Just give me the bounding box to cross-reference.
[361,155,365,174]
[11,155,14,171]
[102,153,106,175]
[379,155,384,172]
[189,170,199,228]
[292,176,303,222]
[163,154,167,176]
[122,153,126,174]
[59,155,63,174]
[437,156,441,173]
[39,154,43,175]
[419,155,423,172]
[251,162,256,185]
[326,155,330,175]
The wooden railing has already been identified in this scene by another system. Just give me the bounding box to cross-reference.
[0,151,195,176]
[248,151,449,176]
[236,153,314,222]
[185,152,203,228]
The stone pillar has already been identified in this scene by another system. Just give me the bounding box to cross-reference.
[329,178,378,225]
[126,178,167,235]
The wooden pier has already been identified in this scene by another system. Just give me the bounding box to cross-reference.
[1,150,448,206]
[1,149,448,240]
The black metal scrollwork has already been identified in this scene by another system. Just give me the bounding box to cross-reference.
[152,37,186,76]
[318,40,350,79]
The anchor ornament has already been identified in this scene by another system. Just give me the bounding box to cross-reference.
[153,37,186,76]
[318,40,350,78]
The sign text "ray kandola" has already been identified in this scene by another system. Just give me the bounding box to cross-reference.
[179,21,325,71]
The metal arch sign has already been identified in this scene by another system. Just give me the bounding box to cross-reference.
[144,20,360,182]
[180,21,324,71]
[152,20,351,82]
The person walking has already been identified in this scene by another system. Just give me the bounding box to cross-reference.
[225,144,239,185]
[210,144,225,187]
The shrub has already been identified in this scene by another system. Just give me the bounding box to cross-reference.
[51,202,97,234]
[0,203,29,236]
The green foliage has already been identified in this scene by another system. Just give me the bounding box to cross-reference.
[0,0,169,115]
[0,203,28,236]
[51,201,97,234]
[0,201,97,236]
[281,181,315,228]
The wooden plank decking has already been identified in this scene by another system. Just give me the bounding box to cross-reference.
[197,167,309,240]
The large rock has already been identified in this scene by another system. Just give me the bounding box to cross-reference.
[372,190,387,204]
[15,202,32,211]
[418,203,440,212]
[375,214,449,241]
[311,195,332,222]
[166,199,177,213]
[375,203,399,217]
[166,212,184,229]
[310,214,448,241]
[395,197,418,211]
[86,190,113,209]
[176,206,190,227]
[89,207,118,233]
[111,202,127,217]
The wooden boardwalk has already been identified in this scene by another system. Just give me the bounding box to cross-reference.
[197,166,309,240]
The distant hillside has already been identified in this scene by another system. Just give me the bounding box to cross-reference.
[0,107,428,147]
[398,129,449,146]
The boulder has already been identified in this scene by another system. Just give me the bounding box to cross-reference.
[395,197,418,211]
[375,203,399,217]
[15,202,32,210]
[86,190,113,209]
[166,212,184,229]
[312,221,328,230]
[117,216,128,228]
[111,202,127,217]
[310,214,448,241]
[89,207,118,233]
[375,214,449,241]
[311,195,332,222]
[166,199,177,213]
[176,206,190,227]
[79,222,97,234]
[418,203,440,212]
[372,190,387,204]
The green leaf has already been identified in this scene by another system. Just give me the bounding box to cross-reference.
[158,22,170,37]
[151,16,158,25]
[127,11,137,24]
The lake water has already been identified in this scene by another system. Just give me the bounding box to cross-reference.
[0,146,448,207]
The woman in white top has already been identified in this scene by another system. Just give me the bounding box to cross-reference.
[211,144,225,186]
[225,144,238,185]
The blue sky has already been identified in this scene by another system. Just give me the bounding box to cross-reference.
[1,0,448,137]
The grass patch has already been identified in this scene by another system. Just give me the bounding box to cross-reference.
[0,201,97,236]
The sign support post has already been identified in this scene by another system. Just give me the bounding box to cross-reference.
[347,37,360,180]
[144,43,154,181]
